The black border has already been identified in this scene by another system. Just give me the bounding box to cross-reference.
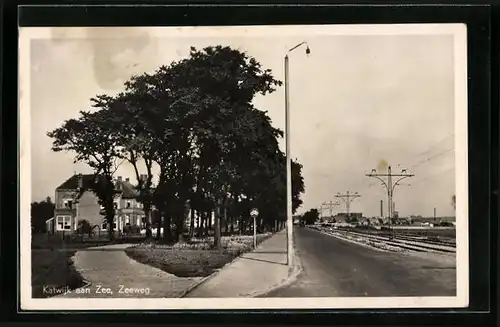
[2,3,496,326]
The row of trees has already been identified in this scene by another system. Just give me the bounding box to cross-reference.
[48,46,305,245]
[300,208,320,225]
[31,197,55,233]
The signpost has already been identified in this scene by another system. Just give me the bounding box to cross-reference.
[250,208,259,249]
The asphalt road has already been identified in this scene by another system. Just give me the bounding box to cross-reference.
[264,227,456,297]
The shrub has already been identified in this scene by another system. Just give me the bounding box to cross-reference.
[76,219,92,235]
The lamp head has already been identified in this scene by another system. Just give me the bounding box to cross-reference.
[305,46,311,55]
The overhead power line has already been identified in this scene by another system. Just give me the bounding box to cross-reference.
[413,133,454,160]
[410,147,454,170]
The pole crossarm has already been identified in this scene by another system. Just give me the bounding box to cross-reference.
[334,191,361,220]
[365,165,414,238]
[321,200,340,218]
[392,175,414,192]
[365,174,389,191]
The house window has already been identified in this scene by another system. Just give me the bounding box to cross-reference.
[101,222,117,230]
[113,201,119,209]
[63,199,73,209]
[126,201,131,208]
[125,215,130,224]
[56,216,72,231]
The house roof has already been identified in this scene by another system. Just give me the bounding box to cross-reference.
[56,174,139,199]
[56,174,97,190]
[119,180,138,199]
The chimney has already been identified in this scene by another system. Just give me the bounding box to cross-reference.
[125,177,130,183]
[77,173,83,189]
[380,200,383,217]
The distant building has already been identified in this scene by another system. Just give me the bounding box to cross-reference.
[333,212,362,223]
[47,173,147,235]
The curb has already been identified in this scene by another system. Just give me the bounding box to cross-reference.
[179,232,276,298]
[178,253,240,298]
[55,253,92,298]
[250,237,303,298]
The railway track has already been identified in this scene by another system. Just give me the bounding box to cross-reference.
[313,227,456,254]
[343,229,457,248]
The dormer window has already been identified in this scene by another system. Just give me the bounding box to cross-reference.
[126,201,131,209]
[63,199,73,209]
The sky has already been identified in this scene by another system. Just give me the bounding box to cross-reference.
[26,26,460,218]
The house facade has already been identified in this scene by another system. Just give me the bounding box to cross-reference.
[48,173,147,235]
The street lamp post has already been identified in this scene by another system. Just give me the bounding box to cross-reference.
[285,41,310,267]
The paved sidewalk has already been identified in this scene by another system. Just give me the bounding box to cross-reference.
[59,244,202,298]
[184,230,291,298]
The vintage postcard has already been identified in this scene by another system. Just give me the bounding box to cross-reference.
[19,24,468,310]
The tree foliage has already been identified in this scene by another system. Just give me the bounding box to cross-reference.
[48,45,305,245]
[31,197,55,233]
[47,103,123,240]
[301,208,320,225]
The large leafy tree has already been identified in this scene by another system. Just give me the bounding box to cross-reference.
[302,208,320,225]
[31,197,55,233]
[166,46,285,246]
[48,44,306,245]
[47,101,123,240]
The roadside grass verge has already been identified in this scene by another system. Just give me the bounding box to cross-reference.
[31,248,85,298]
[125,233,273,278]
[31,233,146,298]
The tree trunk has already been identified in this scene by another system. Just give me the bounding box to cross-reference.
[189,209,195,239]
[144,205,152,239]
[214,198,222,249]
[198,212,204,238]
[107,214,114,241]
[223,207,228,235]
[229,214,234,234]
[163,212,172,243]
[157,213,162,241]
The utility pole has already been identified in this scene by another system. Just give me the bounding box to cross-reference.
[366,165,414,238]
[322,200,340,221]
[335,191,361,221]
[433,207,437,225]
[284,41,311,268]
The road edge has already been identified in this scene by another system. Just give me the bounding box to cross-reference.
[55,252,93,298]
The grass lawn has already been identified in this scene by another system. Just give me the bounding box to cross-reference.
[31,248,85,298]
[31,233,147,298]
[125,233,273,278]
[125,248,236,277]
